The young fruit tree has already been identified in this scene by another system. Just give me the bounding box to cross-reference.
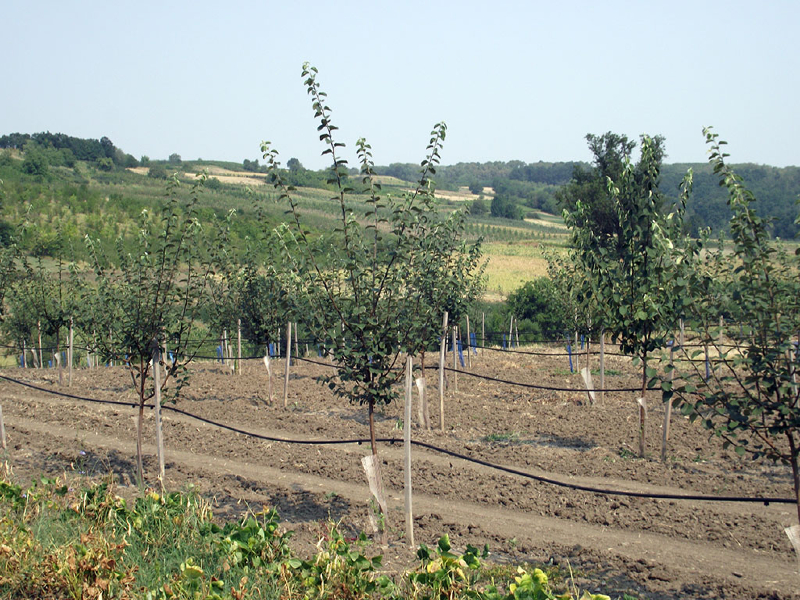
[86,173,226,486]
[262,63,483,528]
[665,128,800,525]
[11,235,85,382]
[564,134,691,456]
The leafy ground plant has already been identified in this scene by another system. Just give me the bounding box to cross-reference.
[0,473,623,600]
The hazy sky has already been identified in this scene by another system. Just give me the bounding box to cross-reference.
[4,1,799,170]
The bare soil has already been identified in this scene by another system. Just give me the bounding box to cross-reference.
[1,347,798,599]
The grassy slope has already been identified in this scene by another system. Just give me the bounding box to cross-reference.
[0,159,566,301]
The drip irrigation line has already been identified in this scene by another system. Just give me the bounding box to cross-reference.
[475,343,628,358]
[0,374,139,409]
[292,355,642,393]
[294,355,339,369]
[0,372,792,506]
[436,365,646,393]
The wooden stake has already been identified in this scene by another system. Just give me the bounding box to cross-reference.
[263,353,274,404]
[404,355,414,547]
[38,322,43,370]
[465,315,472,369]
[639,358,647,458]
[294,322,300,359]
[599,330,605,405]
[439,311,448,432]
[481,312,485,353]
[662,341,675,463]
[68,317,74,387]
[452,326,458,393]
[508,316,514,349]
[237,319,242,376]
[222,329,229,371]
[0,404,6,475]
[152,344,166,486]
[22,340,26,369]
[0,404,6,450]
[283,322,292,408]
[56,343,63,386]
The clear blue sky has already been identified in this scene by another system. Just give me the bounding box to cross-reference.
[4,0,799,170]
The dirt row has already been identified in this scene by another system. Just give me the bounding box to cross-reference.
[1,348,798,599]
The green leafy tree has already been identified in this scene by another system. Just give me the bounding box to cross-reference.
[557,132,666,247]
[205,176,222,191]
[9,251,84,376]
[86,173,224,486]
[666,129,800,523]
[286,157,304,172]
[262,63,484,463]
[565,134,690,456]
[21,145,49,178]
[0,243,23,352]
[232,237,293,351]
[469,197,488,216]
[7,217,85,374]
[490,194,521,219]
[168,153,182,165]
[468,181,483,195]
[505,278,568,339]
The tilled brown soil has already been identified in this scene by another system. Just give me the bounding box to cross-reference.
[1,346,798,599]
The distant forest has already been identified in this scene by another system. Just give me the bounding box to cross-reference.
[379,159,800,238]
[2,131,798,239]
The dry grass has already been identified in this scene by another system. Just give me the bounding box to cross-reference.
[484,254,549,299]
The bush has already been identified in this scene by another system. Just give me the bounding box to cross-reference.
[506,278,568,338]
[96,157,114,171]
[148,164,168,179]
[470,197,488,216]
[21,148,49,177]
[490,194,521,219]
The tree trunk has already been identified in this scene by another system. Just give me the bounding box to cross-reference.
[789,433,800,525]
[368,398,378,458]
[366,397,388,543]
[136,400,145,488]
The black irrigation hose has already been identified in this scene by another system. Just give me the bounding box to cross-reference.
[475,343,629,358]
[436,366,647,393]
[0,374,140,410]
[293,354,644,393]
[0,372,793,506]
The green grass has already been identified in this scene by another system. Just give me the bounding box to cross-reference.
[482,431,523,444]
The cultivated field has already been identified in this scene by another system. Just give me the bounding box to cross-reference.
[1,346,798,599]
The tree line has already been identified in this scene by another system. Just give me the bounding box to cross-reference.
[377,142,800,238]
